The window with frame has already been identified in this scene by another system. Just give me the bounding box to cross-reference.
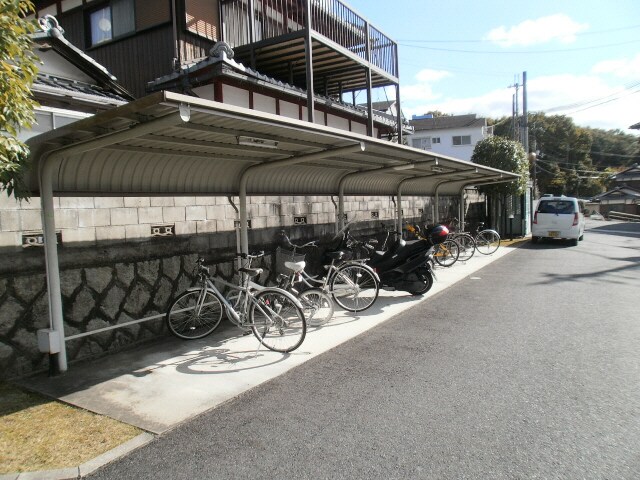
[412,137,432,150]
[432,137,441,144]
[89,0,135,46]
[452,135,471,146]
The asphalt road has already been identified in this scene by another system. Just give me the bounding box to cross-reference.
[89,221,640,479]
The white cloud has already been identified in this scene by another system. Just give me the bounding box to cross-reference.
[592,53,640,78]
[485,14,589,47]
[400,68,451,102]
[401,73,640,133]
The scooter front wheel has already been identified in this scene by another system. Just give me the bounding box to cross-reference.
[407,268,434,295]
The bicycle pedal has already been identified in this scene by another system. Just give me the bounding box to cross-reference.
[242,329,252,336]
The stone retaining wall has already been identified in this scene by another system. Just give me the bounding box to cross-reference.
[0,194,462,380]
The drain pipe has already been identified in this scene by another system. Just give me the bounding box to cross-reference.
[227,196,242,270]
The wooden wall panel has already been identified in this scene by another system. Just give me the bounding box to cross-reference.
[89,25,176,98]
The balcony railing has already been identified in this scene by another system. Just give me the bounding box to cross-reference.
[221,0,398,78]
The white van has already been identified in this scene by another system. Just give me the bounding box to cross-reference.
[532,196,586,246]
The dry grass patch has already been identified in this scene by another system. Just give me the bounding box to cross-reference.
[0,382,142,474]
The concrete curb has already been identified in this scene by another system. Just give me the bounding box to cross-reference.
[1,433,154,480]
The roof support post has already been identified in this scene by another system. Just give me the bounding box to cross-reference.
[36,112,185,374]
[396,188,403,233]
[434,183,442,223]
[460,188,466,231]
[304,0,315,123]
[395,175,427,232]
[364,21,373,137]
[39,159,66,373]
[395,83,402,144]
[239,143,365,263]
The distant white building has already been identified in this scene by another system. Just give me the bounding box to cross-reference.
[408,114,493,161]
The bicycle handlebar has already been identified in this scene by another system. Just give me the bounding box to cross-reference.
[279,230,317,250]
[238,251,265,259]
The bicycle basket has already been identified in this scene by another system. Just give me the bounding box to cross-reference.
[275,247,306,275]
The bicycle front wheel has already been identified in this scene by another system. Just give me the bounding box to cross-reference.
[475,230,501,255]
[434,239,460,267]
[330,264,379,312]
[455,233,476,262]
[299,288,334,327]
[166,288,223,340]
[250,289,306,353]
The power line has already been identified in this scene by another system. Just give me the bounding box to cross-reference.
[563,88,640,114]
[396,23,640,44]
[543,80,640,113]
[398,39,640,54]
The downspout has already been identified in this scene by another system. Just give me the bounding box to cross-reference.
[239,143,365,263]
[37,112,185,373]
[171,0,181,67]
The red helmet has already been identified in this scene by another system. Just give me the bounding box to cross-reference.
[428,225,449,244]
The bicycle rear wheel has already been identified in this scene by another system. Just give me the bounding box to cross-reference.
[434,239,460,267]
[475,230,501,255]
[250,289,306,352]
[299,288,334,327]
[455,233,476,262]
[330,263,379,312]
[166,288,223,339]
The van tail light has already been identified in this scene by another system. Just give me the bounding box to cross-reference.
[533,212,538,224]
[572,213,578,226]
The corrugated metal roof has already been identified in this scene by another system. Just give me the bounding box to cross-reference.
[26,91,518,197]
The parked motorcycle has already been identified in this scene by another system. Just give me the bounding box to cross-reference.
[360,224,449,295]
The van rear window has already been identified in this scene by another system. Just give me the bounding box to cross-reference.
[537,200,575,214]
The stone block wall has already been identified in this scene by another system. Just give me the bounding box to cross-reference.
[0,193,460,380]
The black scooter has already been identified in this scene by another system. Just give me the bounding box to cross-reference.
[361,225,449,295]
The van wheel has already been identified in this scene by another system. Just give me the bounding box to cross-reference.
[531,236,539,244]
[579,234,584,241]
[570,238,578,246]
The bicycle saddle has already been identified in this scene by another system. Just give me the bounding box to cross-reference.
[284,260,305,273]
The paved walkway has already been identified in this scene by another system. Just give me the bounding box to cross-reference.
[19,244,520,436]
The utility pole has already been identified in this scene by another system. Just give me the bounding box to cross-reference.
[510,77,520,141]
[522,71,528,155]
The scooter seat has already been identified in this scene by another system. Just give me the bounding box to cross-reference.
[324,250,345,261]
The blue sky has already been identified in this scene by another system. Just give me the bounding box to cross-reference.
[343,0,640,134]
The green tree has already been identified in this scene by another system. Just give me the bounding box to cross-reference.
[471,135,529,195]
[0,0,38,199]
[589,128,640,168]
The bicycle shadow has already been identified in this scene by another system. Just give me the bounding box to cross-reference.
[306,291,423,333]
[17,321,303,398]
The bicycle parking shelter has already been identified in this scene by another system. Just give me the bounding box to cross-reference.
[26,91,520,372]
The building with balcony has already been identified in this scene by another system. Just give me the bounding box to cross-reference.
[32,0,403,141]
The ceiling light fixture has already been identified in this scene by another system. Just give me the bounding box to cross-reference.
[393,163,415,171]
[237,136,278,149]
